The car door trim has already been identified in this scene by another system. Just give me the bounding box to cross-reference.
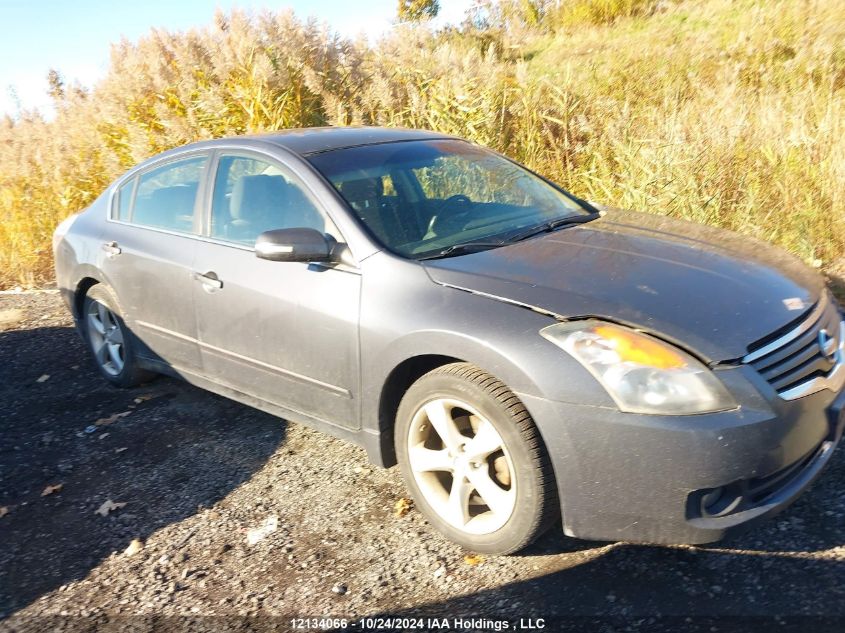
[98,220,360,274]
[186,231,362,274]
[136,320,351,397]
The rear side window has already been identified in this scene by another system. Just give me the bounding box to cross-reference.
[130,155,207,233]
[210,154,329,246]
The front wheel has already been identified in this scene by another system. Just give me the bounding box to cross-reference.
[82,284,154,388]
[395,363,559,554]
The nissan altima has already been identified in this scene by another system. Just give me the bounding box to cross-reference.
[53,127,845,554]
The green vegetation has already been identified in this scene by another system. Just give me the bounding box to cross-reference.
[1,0,843,288]
[397,0,440,22]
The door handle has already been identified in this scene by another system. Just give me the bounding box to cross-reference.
[101,241,121,257]
[192,270,223,290]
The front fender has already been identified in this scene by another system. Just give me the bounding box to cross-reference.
[358,253,616,439]
[372,327,547,413]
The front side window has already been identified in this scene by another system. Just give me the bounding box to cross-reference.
[307,139,588,259]
[210,154,328,246]
[131,155,207,233]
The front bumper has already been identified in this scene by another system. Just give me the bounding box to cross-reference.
[520,364,845,544]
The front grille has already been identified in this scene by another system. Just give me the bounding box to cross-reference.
[744,295,844,399]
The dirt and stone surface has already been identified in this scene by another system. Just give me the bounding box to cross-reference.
[1,290,844,632]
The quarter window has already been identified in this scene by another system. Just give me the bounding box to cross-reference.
[115,177,136,221]
[210,155,328,246]
[130,155,207,233]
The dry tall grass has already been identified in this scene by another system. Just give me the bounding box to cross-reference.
[1,0,843,287]
[524,0,845,266]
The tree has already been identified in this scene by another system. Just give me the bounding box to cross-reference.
[47,69,65,103]
[397,0,440,22]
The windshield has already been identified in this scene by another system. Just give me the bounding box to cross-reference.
[307,139,589,259]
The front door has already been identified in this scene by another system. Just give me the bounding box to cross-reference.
[191,152,361,428]
[99,154,208,371]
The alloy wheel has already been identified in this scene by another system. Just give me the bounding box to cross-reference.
[86,300,125,376]
[407,398,516,535]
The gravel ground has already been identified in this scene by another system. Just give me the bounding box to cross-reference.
[1,291,844,633]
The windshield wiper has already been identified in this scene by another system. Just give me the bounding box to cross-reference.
[417,211,601,260]
[506,210,601,244]
[418,240,507,260]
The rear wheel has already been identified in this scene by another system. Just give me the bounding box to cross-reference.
[82,284,154,387]
[395,363,559,554]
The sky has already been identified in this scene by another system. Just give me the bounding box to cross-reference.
[0,0,475,117]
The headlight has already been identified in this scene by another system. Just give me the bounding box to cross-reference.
[541,320,736,415]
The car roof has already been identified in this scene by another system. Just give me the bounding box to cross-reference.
[258,126,457,155]
[120,127,462,180]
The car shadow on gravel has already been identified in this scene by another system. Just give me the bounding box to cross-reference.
[0,325,288,617]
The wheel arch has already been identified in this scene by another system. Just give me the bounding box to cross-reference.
[370,329,550,467]
[66,264,124,322]
[73,276,101,320]
[376,354,463,466]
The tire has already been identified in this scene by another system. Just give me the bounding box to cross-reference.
[82,284,155,388]
[395,362,559,554]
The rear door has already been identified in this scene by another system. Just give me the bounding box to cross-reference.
[191,150,361,428]
[99,153,209,371]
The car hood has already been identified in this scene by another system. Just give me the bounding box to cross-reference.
[423,209,825,361]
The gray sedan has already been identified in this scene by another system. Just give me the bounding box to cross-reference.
[53,127,845,554]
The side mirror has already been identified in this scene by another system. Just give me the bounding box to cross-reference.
[255,228,333,263]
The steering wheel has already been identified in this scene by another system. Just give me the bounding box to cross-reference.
[427,195,473,237]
